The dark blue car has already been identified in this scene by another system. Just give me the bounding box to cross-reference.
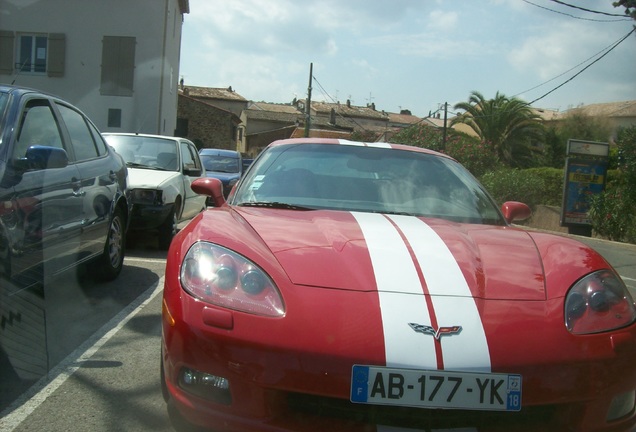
[0,85,130,286]
[199,148,243,198]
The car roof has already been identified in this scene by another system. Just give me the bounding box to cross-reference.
[266,138,451,159]
[199,148,240,157]
[0,84,63,101]
[102,132,189,143]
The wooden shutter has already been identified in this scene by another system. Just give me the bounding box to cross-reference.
[0,31,15,75]
[100,36,136,96]
[47,33,65,77]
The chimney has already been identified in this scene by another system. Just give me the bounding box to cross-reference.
[329,108,336,125]
[346,99,351,108]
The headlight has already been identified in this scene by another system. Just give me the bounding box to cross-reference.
[181,242,285,317]
[565,270,636,334]
[131,189,162,205]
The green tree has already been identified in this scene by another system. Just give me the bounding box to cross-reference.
[613,0,636,19]
[451,91,544,167]
[556,111,613,144]
[389,124,500,177]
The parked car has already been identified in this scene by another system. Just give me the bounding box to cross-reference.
[162,138,636,432]
[241,155,254,173]
[0,85,129,287]
[103,133,206,250]
[199,148,243,198]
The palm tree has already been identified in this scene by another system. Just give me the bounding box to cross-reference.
[451,91,544,166]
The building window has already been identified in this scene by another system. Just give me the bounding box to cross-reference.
[108,108,122,128]
[17,34,47,73]
[100,36,136,97]
[0,32,65,77]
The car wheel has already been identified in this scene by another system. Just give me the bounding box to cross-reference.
[95,207,125,281]
[158,207,177,251]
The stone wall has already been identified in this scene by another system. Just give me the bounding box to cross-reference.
[177,95,238,150]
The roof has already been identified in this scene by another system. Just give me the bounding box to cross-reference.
[531,108,561,121]
[199,148,240,157]
[289,128,353,139]
[268,138,449,158]
[564,101,636,118]
[245,102,303,123]
[387,111,422,125]
[179,92,242,124]
[181,86,247,102]
[308,101,388,121]
[248,101,301,114]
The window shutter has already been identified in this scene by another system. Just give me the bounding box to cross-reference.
[100,36,136,96]
[47,33,65,77]
[0,31,15,75]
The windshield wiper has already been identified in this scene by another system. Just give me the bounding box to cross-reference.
[126,162,165,170]
[239,201,315,211]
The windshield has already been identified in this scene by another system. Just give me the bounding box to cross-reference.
[201,154,239,173]
[232,143,504,225]
[104,134,178,171]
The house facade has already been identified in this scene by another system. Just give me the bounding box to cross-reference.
[0,0,189,135]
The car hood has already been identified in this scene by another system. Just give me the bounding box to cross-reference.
[236,208,545,300]
[127,167,180,189]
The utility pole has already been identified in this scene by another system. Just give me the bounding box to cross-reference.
[442,102,448,151]
[304,63,313,138]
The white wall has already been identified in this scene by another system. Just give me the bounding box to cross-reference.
[0,0,186,135]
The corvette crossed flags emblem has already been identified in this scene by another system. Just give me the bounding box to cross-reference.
[409,323,462,340]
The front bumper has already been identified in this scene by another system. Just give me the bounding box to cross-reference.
[128,203,172,230]
[162,278,636,432]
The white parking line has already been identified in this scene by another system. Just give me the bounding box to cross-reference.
[124,257,167,264]
[0,278,165,432]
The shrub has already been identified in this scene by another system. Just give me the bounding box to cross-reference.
[588,126,636,243]
[446,138,501,177]
[480,169,544,209]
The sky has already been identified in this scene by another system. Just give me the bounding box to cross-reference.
[179,0,636,118]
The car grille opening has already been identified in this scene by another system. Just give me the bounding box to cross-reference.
[286,392,562,431]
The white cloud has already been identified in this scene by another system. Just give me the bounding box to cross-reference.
[427,10,458,32]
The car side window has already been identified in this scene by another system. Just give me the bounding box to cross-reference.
[180,142,199,171]
[55,103,99,162]
[14,99,64,158]
[88,121,109,156]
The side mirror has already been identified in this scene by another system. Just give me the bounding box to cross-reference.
[191,177,226,207]
[14,145,69,171]
[501,201,532,224]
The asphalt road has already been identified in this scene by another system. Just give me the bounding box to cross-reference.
[0,230,635,432]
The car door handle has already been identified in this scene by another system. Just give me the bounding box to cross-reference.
[71,178,85,197]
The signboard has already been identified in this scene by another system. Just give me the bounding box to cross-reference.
[561,139,609,234]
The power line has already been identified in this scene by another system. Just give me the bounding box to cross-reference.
[527,27,635,105]
[514,28,636,99]
[549,0,629,17]
[522,0,631,22]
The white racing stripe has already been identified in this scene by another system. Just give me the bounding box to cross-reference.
[353,212,436,369]
[353,212,491,373]
[389,215,491,372]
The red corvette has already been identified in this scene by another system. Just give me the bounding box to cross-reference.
[161,138,636,431]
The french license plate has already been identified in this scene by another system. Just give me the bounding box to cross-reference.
[350,365,522,412]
